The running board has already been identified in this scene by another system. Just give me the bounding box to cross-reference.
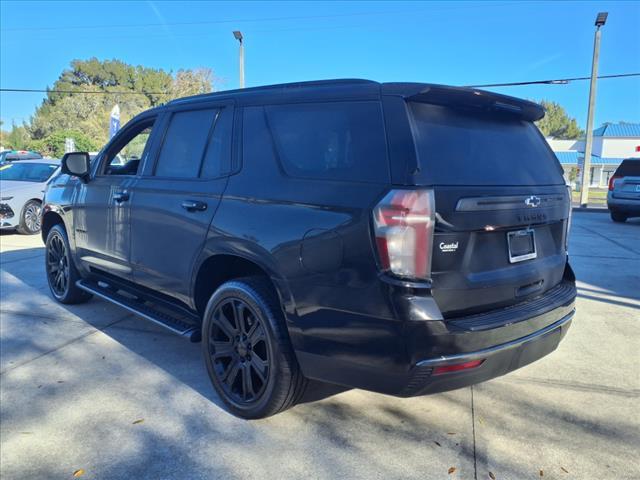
[76,280,201,342]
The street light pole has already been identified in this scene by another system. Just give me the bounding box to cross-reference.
[233,31,245,89]
[579,12,608,207]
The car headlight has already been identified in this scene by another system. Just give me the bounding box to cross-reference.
[1,196,13,201]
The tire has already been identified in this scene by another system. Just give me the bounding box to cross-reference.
[202,276,307,419]
[16,200,42,235]
[611,211,627,223]
[45,224,92,304]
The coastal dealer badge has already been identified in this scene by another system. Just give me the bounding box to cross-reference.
[439,241,459,253]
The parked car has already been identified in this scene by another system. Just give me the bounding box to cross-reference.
[0,159,60,234]
[607,158,640,222]
[0,150,43,162]
[42,80,576,419]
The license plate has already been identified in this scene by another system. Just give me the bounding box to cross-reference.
[507,229,537,263]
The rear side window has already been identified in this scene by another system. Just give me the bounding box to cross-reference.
[409,103,564,186]
[265,101,388,183]
[614,160,640,177]
[155,109,217,178]
[200,107,233,178]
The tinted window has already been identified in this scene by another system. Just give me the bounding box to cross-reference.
[614,159,640,177]
[103,120,155,176]
[265,102,388,183]
[0,162,58,182]
[409,103,565,186]
[155,109,217,178]
[200,107,233,178]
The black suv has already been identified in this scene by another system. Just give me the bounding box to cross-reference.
[42,80,576,419]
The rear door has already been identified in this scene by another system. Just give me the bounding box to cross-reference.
[129,102,234,306]
[405,101,570,317]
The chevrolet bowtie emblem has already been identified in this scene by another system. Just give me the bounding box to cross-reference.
[525,195,541,207]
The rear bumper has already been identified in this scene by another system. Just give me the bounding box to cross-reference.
[296,276,576,397]
[403,310,573,396]
[607,195,640,214]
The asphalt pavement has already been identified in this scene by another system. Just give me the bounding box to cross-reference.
[1,212,638,480]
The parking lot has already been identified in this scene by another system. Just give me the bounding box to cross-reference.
[0,212,638,480]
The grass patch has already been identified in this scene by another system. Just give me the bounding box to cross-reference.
[572,190,607,205]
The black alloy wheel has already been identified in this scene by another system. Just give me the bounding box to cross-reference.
[209,298,270,404]
[202,277,308,419]
[44,224,92,304]
[46,230,69,297]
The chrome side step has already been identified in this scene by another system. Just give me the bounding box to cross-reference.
[76,280,201,342]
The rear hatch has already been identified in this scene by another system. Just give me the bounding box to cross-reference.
[614,176,640,200]
[396,86,570,317]
[611,160,640,200]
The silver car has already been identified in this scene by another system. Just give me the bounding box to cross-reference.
[607,158,640,223]
[0,159,61,234]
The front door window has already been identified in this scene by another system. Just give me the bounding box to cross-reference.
[103,122,154,176]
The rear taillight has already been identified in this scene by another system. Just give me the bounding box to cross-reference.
[608,175,620,191]
[433,359,484,375]
[373,189,435,281]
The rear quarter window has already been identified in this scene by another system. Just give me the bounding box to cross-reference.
[409,103,565,186]
[264,101,389,183]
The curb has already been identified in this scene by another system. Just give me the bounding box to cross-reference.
[571,206,608,213]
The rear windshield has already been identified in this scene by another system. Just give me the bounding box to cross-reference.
[409,103,564,186]
[614,160,640,177]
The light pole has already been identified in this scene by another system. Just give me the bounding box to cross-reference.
[233,31,245,89]
[579,12,608,207]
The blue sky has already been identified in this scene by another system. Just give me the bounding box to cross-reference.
[1,1,639,130]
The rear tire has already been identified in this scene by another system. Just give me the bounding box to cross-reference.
[202,276,307,419]
[45,224,92,304]
[17,200,42,235]
[611,211,627,223]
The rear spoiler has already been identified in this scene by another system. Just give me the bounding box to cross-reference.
[382,83,545,122]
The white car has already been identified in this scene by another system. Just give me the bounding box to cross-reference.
[0,159,61,234]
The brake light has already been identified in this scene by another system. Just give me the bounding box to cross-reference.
[608,175,620,191]
[433,359,484,375]
[373,189,435,280]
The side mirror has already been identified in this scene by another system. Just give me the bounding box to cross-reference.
[61,152,90,181]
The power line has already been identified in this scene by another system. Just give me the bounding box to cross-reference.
[1,72,638,96]
[467,72,640,88]
[0,88,170,95]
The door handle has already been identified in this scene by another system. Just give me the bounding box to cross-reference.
[181,200,207,212]
[113,191,130,203]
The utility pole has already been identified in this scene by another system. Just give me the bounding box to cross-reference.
[579,12,608,207]
[233,31,245,88]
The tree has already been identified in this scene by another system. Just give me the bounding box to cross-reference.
[3,122,31,150]
[28,130,97,158]
[27,58,217,148]
[172,68,214,99]
[535,100,584,139]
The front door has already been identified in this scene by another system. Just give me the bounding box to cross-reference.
[129,103,234,306]
[74,115,158,280]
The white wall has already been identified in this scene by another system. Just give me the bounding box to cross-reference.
[546,138,580,151]
[601,138,640,158]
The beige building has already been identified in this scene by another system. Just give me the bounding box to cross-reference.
[547,123,640,188]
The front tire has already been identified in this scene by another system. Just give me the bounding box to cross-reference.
[17,200,42,235]
[45,224,92,304]
[610,211,627,223]
[202,277,307,419]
